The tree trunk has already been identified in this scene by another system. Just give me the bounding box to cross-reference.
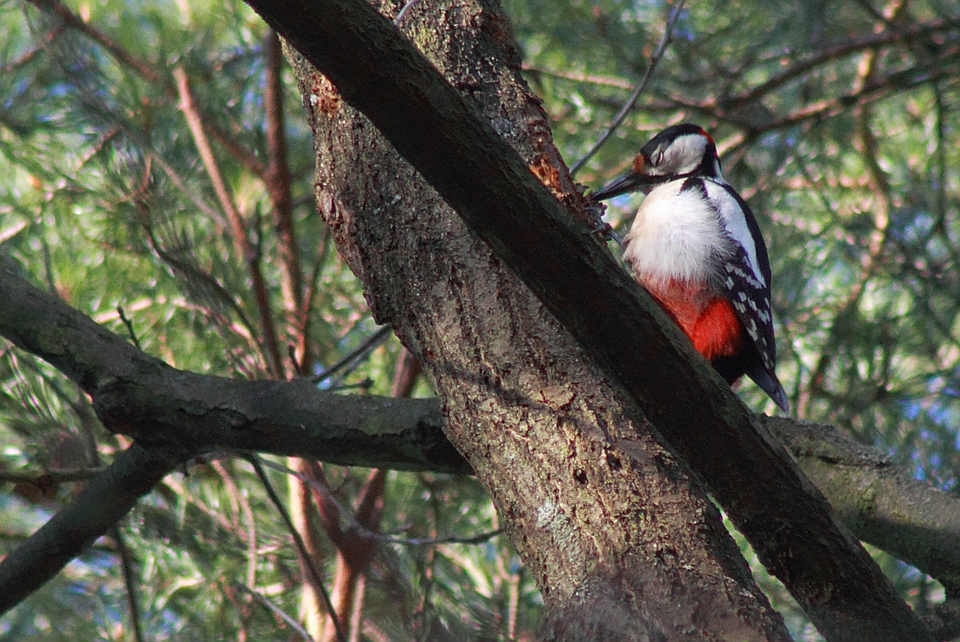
[285,1,789,639]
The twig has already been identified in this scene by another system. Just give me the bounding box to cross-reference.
[173,66,285,378]
[378,528,504,547]
[112,527,145,642]
[146,151,228,229]
[246,456,347,642]
[394,0,423,25]
[234,582,318,642]
[116,306,141,350]
[137,203,260,345]
[311,326,392,384]
[570,0,686,175]
[932,83,948,233]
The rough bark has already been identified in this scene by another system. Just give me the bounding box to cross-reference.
[246,0,932,639]
[280,1,792,639]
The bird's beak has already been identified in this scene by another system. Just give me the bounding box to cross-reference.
[589,154,658,201]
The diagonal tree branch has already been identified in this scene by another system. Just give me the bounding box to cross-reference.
[768,417,960,593]
[240,0,931,638]
[0,441,184,615]
[716,16,960,114]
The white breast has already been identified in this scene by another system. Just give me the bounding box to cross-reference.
[621,180,730,288]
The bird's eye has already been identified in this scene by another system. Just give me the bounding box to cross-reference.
[654,150,665,166]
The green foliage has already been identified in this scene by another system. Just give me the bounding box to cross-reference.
[1,0,959,639]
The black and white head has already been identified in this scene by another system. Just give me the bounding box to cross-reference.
[591,124,724,201]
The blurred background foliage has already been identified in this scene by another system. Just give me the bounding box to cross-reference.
[0,0,958,639]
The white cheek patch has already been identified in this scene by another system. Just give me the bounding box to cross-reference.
[622,181,728,286]
[654,134,707,177]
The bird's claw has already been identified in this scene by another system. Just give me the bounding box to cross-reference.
[583,199,622,244]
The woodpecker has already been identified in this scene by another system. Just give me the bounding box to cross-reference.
[591,124,788,411]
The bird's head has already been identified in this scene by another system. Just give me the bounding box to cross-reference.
[591,124,723,201]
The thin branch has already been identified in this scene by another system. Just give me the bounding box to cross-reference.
[0,442,184,616]
[247,456,346,642]
[234,582,318,642]
[173,66,285,378]
[257,457,364,543]
[393,0,424,25]
[570,0,685,175]
[377,528,503,547]
[312,326,392,384]
[137,202,262,350]
[116,306,142,350]
[658,47,960,136]
[264,29,307,376]
[23,0,266,176]
[146,151,228,230]
[111,527,145,642]
[717,16,960,113]
[932,83,948,231]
